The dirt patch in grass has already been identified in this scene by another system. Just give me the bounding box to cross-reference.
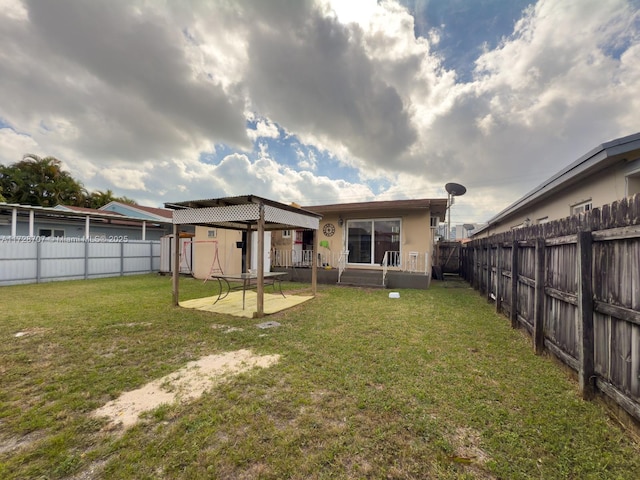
[448,426,495,479]
[13,327,52,338]
[0,431,45,455]
[92,349,280,430]
[108,322,153,328]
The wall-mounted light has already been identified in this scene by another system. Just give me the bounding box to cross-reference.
[338,216,344,227]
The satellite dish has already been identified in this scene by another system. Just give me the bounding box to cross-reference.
[463,223,475,231]
[445,182,467,196]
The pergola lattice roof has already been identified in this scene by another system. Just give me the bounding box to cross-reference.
[165,195,321,230]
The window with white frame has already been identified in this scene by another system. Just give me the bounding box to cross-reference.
[571,199,592,215]
[626,169,640,197]
[39,228,64,237]
[207,229,217,238]
[347,218,400,265]
[282,229,291,238]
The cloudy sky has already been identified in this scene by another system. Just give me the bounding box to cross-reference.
[1,0,639,226]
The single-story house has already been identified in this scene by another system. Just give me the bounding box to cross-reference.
[270,198,447,288]
[272,198,447,270]
[0,201,174,240]
[473,132,640,237]
[170,197,447,289]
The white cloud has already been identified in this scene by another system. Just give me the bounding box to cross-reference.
[0,0,27,21]
[0,128,39,165]
[0,0,638,221]
[296,148,318,171]
[100,167,148,191]
[247,118,280,141]
[324,0,378,26]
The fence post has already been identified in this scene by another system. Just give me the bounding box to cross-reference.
[120,242,125,276]
[472,245,478,290]
[510,240,519,328]
[84,241,89,280]
[495,242,503,313]
[533,238,545,354]
[577,230,595,399]
[486,242,492,302]
[36,241,42,283]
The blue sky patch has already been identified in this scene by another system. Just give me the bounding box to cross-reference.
[400,0,533,81]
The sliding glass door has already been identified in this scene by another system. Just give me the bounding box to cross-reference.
[347,219,400,265]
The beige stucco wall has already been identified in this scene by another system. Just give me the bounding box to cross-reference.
[477,157,640,237]
[192,226,243,279]
[272,208,435,269]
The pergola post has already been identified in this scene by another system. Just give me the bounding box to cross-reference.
[172,223,180,306]
[245,224,252,273]
[256,203,265,317]
[312,228,318,295]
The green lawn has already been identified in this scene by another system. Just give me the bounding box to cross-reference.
[1,274,639,479]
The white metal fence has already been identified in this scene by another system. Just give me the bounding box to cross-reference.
[0,236,161,286]
[272,249,431,274]
[271,249,338,268]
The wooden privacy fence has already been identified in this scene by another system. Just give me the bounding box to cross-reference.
[434,241,462,274]
[461,194,640,424]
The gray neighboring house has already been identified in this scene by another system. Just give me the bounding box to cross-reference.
[0,202,174,240]
[473,132,640,238]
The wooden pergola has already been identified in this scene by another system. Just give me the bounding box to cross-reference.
[165,195,322,317]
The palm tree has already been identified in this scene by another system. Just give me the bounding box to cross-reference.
[0,154,87,207]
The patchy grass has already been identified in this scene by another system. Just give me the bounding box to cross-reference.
[1,274,639,479]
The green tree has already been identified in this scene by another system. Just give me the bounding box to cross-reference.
[0,154,138,208]
[0,154,87,207]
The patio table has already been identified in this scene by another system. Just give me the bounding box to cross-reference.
[210,272,288,309]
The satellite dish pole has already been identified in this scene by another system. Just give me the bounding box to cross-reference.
[444,182,467,240]
[463,223,475,238]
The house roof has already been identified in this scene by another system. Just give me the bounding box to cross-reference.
[473,131,640,236]
[56,205,124,216]
[303,198,448,221]
[100,201,173,220]
[1,202,172,225]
